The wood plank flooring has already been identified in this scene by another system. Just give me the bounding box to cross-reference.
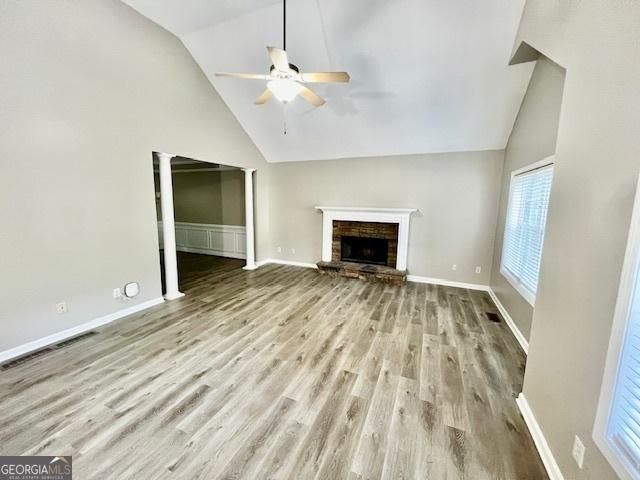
[0,253,548,479]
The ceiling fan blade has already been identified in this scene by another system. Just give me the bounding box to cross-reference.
[301,72,350,83]
[254,89,273,105]
[298,86,326,107]
[215,72,270,80]
[267,46,290,72]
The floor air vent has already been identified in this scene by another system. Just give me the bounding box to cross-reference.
[1,331,97,370]
[1,348,55,370]
[486,312,501,323]
[54,331,97,348]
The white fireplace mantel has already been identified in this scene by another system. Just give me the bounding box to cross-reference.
[315,206,417,271]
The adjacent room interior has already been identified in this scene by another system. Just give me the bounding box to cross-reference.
[1,1,639,479]
[153,154,247,295]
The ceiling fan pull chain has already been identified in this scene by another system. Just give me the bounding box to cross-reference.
[283,103,287,135]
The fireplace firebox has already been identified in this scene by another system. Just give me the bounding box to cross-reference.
[341,236,389,265]
[331,220,398,268]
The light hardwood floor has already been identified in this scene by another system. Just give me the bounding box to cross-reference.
[0,253,548,479]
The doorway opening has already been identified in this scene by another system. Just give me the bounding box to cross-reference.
[152,153,256,299]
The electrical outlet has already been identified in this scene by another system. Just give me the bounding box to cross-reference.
[55,302,68,314]
[113,288,122,299]
[572,435,585,469]
[475,266,482,274]
[291,248,296,254]
[277,246,282,253]
[452,264,457,271]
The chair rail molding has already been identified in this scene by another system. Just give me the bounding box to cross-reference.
[315,206,417,271]
[158,222,246,259]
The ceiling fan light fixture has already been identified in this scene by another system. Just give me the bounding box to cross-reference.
[267,78,302,103]
[214,0,348,112]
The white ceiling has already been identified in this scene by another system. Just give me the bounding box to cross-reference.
[124,0,533,162]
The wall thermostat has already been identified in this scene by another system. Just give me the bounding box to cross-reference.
[124,282,140,298]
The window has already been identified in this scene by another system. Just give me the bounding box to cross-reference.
[500,158,554,305]
[595,174,640,480]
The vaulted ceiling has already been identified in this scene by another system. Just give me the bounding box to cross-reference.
[124,0,533,162]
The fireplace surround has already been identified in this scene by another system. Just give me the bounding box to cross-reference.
[315,206,416,271]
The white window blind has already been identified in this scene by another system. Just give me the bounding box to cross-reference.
[595,173,640,479]
[501,162,553,304]
[608,270,640,477]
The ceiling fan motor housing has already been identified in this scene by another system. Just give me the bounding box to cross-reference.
[270,63,299,74]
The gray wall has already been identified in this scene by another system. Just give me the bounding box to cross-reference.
[155,169,245,225]
[511,1,640,478]
[490,57,565,340]
[268,151,504,284]
[0,0,268,353]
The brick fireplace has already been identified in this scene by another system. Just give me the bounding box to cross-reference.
[315,206,417,284]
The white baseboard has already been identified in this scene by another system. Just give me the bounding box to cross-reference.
[256,258,318,269]
[516,393,565,480]
[488,288,529,354]
[257,262,491,291]
[407,274,490,292]
[0,297,165,364]
[256,261,493,290]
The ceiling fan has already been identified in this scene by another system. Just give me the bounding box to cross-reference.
[214,0,350,107]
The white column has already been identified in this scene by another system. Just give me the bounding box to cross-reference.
[242,168,257,270]
[158,152,184,300]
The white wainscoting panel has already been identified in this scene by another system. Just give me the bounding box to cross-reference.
[158,222,246,259]
[186,228,208,249]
